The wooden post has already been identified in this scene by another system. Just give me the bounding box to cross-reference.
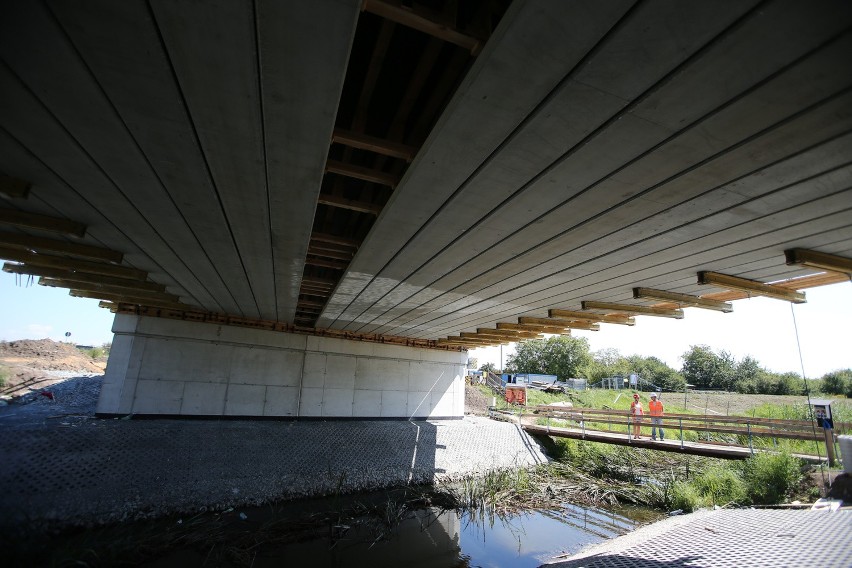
[824,428,836,466]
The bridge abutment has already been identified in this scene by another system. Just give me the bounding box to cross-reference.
[96,315,466,419]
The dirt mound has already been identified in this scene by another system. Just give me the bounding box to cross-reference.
[0,339,106,398]
[465,383,495,416]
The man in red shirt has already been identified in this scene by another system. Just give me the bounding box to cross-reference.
[649,393,664,441]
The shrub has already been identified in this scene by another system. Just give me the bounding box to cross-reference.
[692,463,747,507]
[86,347,105,359]
[0,365,7,388]
[739,452,802,505]
[669,481,701,512]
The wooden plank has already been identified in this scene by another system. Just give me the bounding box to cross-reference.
[702,271,851,302]
[325,159,400,187]
[521,423,822,462]
[580,301,683,319]
[311,232,360,248]
[3,262,164,292]
[40,277,179,302]
[332,128,418,161]
[0,246,146,280]
[476,328,542,338]
[496,322,563,334]
[362,0,483,55]
[301,276,336,286]
[70,290,189,311]
[317,194,383,215]
[785,248,852,275]
[306,245,353,261]
[0,232,122,263]
[698,271,806,303]
[518,316,600,330]
[304,257,348,270]
[0,207,86,237]
[0,174,30,199]
[632,287,733,312]
[548,308,636,325]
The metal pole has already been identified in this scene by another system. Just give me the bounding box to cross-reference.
[680,417,684,450]
[748,423,753,456]
[582,411,586,439]
[628,415,632,444]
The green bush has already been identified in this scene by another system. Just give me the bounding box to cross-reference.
[739,452,802,505]
[0,365,7,388]
[669,481,701,512]
[89,347,105,359]
[692,463,747,507]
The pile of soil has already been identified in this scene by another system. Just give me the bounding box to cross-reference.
[465,383,494,416]
[0,339,106,398]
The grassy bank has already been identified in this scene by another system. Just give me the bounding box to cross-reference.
[435,437,814,517]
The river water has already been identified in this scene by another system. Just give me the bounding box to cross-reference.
[139,501,658,567]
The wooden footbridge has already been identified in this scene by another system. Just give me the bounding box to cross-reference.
[494,406,846,464]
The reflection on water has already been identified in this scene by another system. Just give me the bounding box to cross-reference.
[457,504,646,568]
[36,497,656,567]
[191,504,649,568]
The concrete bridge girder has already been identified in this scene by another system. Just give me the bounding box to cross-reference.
[99,315,465,419]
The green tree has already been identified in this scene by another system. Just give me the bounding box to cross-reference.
[681,345,735,390]
[820,369,852,396]
[479,362,497,373]
[585,348,627,382]
[624,355,685,391]
[733,356,762,393]
[506,336,592,381]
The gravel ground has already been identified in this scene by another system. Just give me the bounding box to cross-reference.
[0,375,549,534]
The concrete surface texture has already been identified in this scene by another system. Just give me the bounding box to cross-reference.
[97,315,466,418]
[2,1,851,340]
[0,375,547,531]
[548,508,852,568]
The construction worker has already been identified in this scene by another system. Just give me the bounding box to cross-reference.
[649,392,664,441]
[630,393,643,439]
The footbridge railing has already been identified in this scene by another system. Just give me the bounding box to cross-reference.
[498,405,848,462]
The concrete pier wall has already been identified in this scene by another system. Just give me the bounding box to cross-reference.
[96,315,466,418]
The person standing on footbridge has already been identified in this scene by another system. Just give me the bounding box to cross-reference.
[649,393,664,441]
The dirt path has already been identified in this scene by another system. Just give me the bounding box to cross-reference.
[0,339,106,399]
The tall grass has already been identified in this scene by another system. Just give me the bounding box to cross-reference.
[550,438,807,512]
[0,365,8,388]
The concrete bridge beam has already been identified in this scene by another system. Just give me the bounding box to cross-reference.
[97,315,465,419]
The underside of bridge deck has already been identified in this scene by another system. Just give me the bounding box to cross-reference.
[2,1,851,417]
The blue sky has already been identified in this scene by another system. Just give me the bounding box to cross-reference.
[0,273,115,347]
[1,273,850,377]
